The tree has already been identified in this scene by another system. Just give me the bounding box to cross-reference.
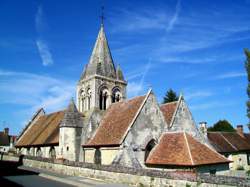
[245,48,250,129]
[162,89,179,103]
[208,120,235,132]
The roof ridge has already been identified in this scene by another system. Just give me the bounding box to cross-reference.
[187,133,229,162]
[168,96,182,128]
[119,89,152,144]
[160,101,178,106]
[183,132,194,165]
[219,132,238,151]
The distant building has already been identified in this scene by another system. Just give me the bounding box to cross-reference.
[15,22,230,174]
[201,124,250,170]
[0,128,16,153]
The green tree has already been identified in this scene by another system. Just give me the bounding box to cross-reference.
[208,120,235,132]
[245,48,250,129]
[162,89,179,103]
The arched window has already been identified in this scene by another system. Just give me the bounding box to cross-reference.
[36,147,42,157]
[112,87,121,103]
[144,139,156,161]
[94,149,101,165]
[49,147,56,159]
[27,148,30,156]
[87,88,91,110]
[99,87,109,110]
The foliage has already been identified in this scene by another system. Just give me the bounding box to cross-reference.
[162,89,179,103]
[236,165,244,170]
[245,48,250,129]
[207,120,235,132]
[246,170,250,177]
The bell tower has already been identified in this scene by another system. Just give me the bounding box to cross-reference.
[76,23,127,113]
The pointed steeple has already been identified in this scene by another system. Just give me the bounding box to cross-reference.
[116,64,125,81]
[80,25,116,80]
[60,98,83,128]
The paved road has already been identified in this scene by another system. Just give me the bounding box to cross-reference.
[1,174,75,187]
[0,160,129,187]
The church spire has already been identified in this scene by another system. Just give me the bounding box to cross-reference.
[80,21,117,81]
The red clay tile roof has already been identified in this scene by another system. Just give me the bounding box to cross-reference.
[244,133,250,143]
[208,132,250,153]
[82,95,146,147]
[160,101,178,126]
[146,132,229,166]
[15,111,65,147]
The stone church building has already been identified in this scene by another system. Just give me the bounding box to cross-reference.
[15,23,230,173]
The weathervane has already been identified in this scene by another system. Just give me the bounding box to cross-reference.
[100,6,105,25]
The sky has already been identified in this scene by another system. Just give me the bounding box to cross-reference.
[0,0,250,135]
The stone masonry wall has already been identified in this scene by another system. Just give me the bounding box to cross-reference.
[3,154,250,187]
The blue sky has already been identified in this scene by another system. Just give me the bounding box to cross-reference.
[0,0,250,135]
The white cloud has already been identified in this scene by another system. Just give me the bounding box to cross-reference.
[35,5,53,66]
[190,101,235,110]
[214,72,246,79]
[0,69,75,113]
[166,0,181,32]
[185,91,214,100]
[36,39,54,66]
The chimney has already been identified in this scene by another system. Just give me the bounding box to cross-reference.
[199,122,207,135]
[236,125,244,137]
[4,128,9,135]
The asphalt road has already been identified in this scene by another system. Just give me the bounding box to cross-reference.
[0,160,129,187]
[1,175,75,187]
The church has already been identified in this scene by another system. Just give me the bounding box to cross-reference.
[15,22,230,174]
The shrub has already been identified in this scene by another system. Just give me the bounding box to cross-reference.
[236,165,244,170]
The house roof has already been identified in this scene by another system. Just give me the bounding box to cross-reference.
[0,132,9,146]
[15,111,65,147]
[207,132,250,153]
[146,132,229,167]
[82,95,146,147]
[160,101,178,126]
[60,99,83,128]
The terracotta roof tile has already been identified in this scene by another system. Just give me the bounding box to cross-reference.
[83,95,146,147]
[146,132,229,166]
[160,102,178,126]
[208,132,250,153]
[16,111,65,147]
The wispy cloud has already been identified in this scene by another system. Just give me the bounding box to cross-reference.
[0,69,74,113]
[166,0,181,32]
[214,72,246,79]
[190,101,235,110]
[185,91,214,100]
[36,39,53,66]
[35,5,54,66]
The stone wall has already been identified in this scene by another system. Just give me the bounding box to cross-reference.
[3,155,250,187]
[113,92,166,168]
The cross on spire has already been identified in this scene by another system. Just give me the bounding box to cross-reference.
[100,6,105,26]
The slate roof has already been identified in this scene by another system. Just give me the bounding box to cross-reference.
[82,95,146,147]
[207,132,250,153]
[146,132,229,167]
[15,111,65,147]
[160,101,178,126]
[60,99,83,128]
[0,132,10,146]
[80,25,125,81]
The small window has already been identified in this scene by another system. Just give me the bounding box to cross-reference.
[209,169,216,175]
[66,146,69,151]
[94,149,101,165]
[247,154,250,165]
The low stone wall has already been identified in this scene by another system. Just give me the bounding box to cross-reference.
[3,155,250,187]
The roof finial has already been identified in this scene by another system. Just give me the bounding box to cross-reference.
[100,6,105,26]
